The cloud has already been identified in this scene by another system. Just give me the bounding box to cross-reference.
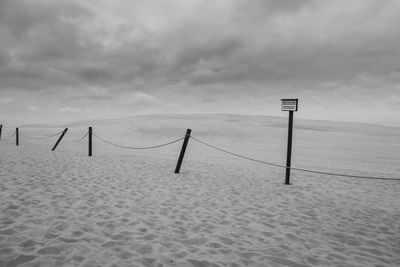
[0,0,96,90]
[0,0,399,124]
[76,65,114,82]
[66,94,113,103]
[2,0,398,90]
[125,92,162,106]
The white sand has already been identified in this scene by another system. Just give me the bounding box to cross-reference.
[1,114,400,267]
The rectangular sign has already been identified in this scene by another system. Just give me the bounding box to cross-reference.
[281,98,298,111]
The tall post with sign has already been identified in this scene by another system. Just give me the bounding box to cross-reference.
[281,99,298,185]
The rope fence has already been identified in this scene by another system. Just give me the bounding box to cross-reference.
[20,130,65,140]
[0,125,398,183]
[190,136,400,181]
[190,136,286,168]
[71,131,89,143]
[93,133,184,150]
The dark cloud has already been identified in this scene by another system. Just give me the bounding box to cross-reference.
[76,65,114,82]
[0,0,91,38]
[1,0,397,91]
[234,0,312,20]
[0,0,106,88]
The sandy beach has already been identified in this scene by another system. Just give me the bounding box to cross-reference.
[2,0,400,265]
[1,115,400,267]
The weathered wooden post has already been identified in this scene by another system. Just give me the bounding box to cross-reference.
[88,127,92,157]
[51,128,68,151]
[0,124,2,141]
[175,129,191,174]
[281,99,298,185]
[16,127,19,146]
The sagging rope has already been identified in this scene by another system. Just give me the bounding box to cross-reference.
[93,133,185,150]
[20,130,64,140]
[190,136,400,181]
[71,132,89,142]
[190,136,286,168]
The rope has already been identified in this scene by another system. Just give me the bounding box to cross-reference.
[288,166,399,181]
[190,136,400,181]
[93,133,185,150]
[71,132,89,142]
[20,130,64,140]
[9,131,16,137]
[190,136,287,168]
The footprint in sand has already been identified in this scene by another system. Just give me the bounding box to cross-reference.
[130,244,153,255]
[5,254,37,267]
[44,231,59,240]
[102,240,125,248]
[71,230,84,237]
[186,259,221,267]
[0,247,15,258]
[58,237,79,244]
[0,219,15,229]
[138,234,157,241]
[206,242,224,249]
[0,229,15,235]
[218,237,235,246]
[72,255,86,263]
[117,250,136,260]
[37,246,63,255]
[264,256,309,267]
[20,239,42,248]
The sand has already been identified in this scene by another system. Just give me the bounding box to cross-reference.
[1,115,400,266]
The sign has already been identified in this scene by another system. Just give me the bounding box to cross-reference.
[281,98,298,112]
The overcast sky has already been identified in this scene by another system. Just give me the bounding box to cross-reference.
[0,0,399,126]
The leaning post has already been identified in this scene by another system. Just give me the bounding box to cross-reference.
[88,127,92,157]
[16,127,19,146]
[0,124,2,141]
[281,99,298,185]
[174,129,192,174]
[51,128,68,151]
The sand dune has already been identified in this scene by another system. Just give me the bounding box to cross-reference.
[1,115,399,266]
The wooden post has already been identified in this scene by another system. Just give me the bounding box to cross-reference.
[88,127,92,157]
[16,128,19,146]
[175,129,191,174]
[0,124,2,141]
[51,128,68,151]
[285,111,294,185]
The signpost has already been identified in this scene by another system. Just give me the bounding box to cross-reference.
[281,99,298,185]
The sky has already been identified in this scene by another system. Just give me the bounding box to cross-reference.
[0,0,399,126]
